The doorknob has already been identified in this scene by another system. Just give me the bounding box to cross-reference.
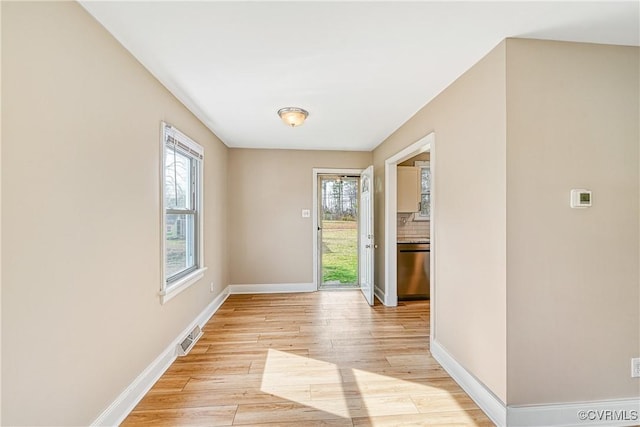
[365,244,371,248]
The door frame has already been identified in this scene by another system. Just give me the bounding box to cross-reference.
[312,168,364,291]
[384,132,434,310]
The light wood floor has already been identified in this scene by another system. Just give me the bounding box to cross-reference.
[123,291,494,426]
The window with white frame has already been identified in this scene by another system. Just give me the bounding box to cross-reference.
[160,122,205,303]
[414,161,431,221]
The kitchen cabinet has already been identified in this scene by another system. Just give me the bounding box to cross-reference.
[397,166,420,212]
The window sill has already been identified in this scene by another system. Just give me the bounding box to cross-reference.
[159,267,208,305]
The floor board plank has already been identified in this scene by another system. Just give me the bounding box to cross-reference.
[122,291,494,426]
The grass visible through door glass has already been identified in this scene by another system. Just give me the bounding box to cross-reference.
[322,220,357,284]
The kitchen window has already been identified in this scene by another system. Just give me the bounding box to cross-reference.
[414,161,431,221]
[160,122,206,304]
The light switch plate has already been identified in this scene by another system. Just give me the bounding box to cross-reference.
[301,209,311,218]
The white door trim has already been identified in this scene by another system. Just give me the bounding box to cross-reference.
[383,133,434,308]
[312,168,363,291]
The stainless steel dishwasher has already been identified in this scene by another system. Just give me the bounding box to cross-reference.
[397,242,430,300]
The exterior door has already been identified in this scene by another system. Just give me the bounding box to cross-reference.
[318,175,360,289]
[359,165,374,305]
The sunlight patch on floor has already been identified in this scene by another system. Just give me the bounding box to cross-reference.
[259,349,470,421]
[260,349,350,418]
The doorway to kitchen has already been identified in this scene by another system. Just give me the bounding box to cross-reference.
[313,170,362,290]
[384,133,434,306]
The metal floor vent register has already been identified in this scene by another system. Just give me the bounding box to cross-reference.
[176,325,202,356]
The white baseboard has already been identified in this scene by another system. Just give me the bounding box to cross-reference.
[91,287,230,426]
[431,340,640,427]
[431,339,507,426]
[228,282,316,294]
[507,398,640,427]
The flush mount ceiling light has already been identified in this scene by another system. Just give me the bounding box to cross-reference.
[277,107,309,128]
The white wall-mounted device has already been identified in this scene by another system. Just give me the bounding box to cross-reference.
[570,189,592,208]
[632,357,640,378]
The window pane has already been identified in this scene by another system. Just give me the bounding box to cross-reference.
[166,213,196,279]
[421,193,431,218]
[165,146,192,210]
[421,168,431,194]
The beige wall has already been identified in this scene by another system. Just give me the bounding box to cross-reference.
[373,42,508,402]
[505,39,639,404]
[373,37,639,407]
[228,148,372,285]
[2,2,228,425]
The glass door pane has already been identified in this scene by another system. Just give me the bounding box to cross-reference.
[319,175,360,289]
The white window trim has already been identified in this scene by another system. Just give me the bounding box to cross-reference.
[159,267,208,304]
[159,122,206,304]
[414,160,430,221]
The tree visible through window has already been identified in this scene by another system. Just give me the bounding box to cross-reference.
[416,161,430,220]
[162,123,203,288]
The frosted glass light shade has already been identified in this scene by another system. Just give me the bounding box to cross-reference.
[277,107,309,127]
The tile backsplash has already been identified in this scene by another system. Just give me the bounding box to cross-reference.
[397,213,429,240]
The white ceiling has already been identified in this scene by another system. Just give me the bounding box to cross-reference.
[80,1,639,151]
